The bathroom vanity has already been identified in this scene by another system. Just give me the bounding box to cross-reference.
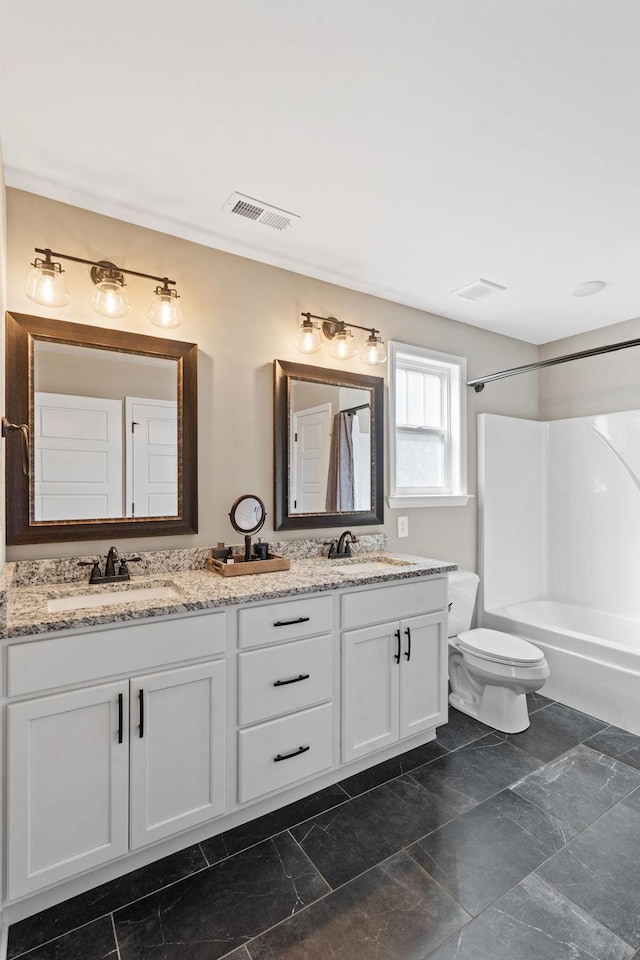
[0,552,454,941]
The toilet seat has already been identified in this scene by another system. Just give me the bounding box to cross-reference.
[457,628,545,666]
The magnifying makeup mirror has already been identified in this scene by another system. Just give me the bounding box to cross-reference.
[229,494,266,561]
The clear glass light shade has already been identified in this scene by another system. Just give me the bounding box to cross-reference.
[91,278,130,319]
[360,334,387,366]
[328,328,357,360]
[148,288,183,329]
[295,319,322,354]
[25,260,70,307]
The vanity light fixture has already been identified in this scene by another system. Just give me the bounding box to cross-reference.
[25,250,71,308]
[296,313,387,366]
[25,248,183,328]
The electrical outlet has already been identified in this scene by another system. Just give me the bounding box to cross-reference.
[397,516,409,538]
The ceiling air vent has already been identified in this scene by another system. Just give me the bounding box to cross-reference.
[223,192,300,231]
[452,278,506,301]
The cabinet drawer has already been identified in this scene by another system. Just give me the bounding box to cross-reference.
[238,703,333,803]
[341,578,447,630]
[238,595,333,649]
[239,634,333,725]
[7,612,227,697]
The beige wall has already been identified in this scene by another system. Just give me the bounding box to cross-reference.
[539,316,640,420]
[5,188,539,568]
[36,346,176,402]
[0,152,6,568]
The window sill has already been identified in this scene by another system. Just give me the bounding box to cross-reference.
[387,494,473,508]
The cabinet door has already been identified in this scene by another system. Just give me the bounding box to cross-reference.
[129,660,226,849]
[399,612,448,739]
[8,681,129,899]
[342,623,400,762]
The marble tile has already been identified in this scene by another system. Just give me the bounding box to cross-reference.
[499,702,607,762]
[428,873,634,960]
[526,690,554,713]
[12,917,118,960]
[247,850,470,960]
[511,743,640,833]
[290,774,456,889]
[206,784,349,860]
[8,845,206,959]
[435,709,493,751]
[409,734,542,814]
[622,787,640,815]
[220,949,251,960]
[410,789,573,915]
[584,724,640,771]
[338,740,447,797]
[199,834,228,866]
[114,832,329,960]
[538,802,640,948]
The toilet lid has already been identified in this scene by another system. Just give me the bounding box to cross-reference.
[457,628,545,665]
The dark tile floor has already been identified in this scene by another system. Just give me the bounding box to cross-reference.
[9,693,640,960]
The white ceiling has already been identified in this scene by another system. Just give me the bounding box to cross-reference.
[1,0,639,344]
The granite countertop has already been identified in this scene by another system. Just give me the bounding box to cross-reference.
[4,553,456,639]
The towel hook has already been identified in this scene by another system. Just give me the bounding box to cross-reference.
[2,418,31,476]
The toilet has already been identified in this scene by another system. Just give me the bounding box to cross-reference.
[447,571,550,733]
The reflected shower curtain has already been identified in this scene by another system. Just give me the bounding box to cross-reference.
[326,411,355,511]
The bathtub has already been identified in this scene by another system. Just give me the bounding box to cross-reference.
[482,599,640,735]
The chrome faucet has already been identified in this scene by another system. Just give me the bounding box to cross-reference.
[327,530,358,559]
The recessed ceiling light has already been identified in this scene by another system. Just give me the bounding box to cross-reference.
[452,278,507,301]
[571,280,607,297]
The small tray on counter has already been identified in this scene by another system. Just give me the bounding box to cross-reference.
[206,554,290,577]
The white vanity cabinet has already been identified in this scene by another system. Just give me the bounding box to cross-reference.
[237,595,335,803]
[7,680,130,898]
[2,567,451,918]
[341,580,448,762]
[6,615,227,899]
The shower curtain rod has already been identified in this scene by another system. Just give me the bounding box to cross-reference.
[467,334,640,392]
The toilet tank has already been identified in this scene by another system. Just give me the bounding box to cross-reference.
[447,570,480,637]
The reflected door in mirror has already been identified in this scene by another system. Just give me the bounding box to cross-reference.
[5,311,198,545]
[34,342,178,522]
[274,360,383,531]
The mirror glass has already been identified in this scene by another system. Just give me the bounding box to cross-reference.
[6,311,198,545]
[229,495,266,535]
[274,360,384,530]
[34,342,178,521]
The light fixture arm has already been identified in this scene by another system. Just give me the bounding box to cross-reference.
[300,312,381,339]
[34,248,176,288]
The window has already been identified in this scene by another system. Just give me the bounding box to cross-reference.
[389,342,470,507]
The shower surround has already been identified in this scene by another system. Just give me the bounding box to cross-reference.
[479,411,640,735]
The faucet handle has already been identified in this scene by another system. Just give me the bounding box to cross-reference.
[78,559,102,583]
[324,540,338,558]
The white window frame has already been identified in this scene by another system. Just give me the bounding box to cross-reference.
[388,341,471,508]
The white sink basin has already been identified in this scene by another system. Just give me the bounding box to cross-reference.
[331,558,414,575]
[47,585,182,613]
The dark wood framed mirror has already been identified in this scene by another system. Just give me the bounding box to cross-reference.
[5,311,198,545]
[274,359,384,530]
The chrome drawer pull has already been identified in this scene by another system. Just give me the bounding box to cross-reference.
[273,673,310,687]
[273,616,311,627]
[274,745,310,762]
